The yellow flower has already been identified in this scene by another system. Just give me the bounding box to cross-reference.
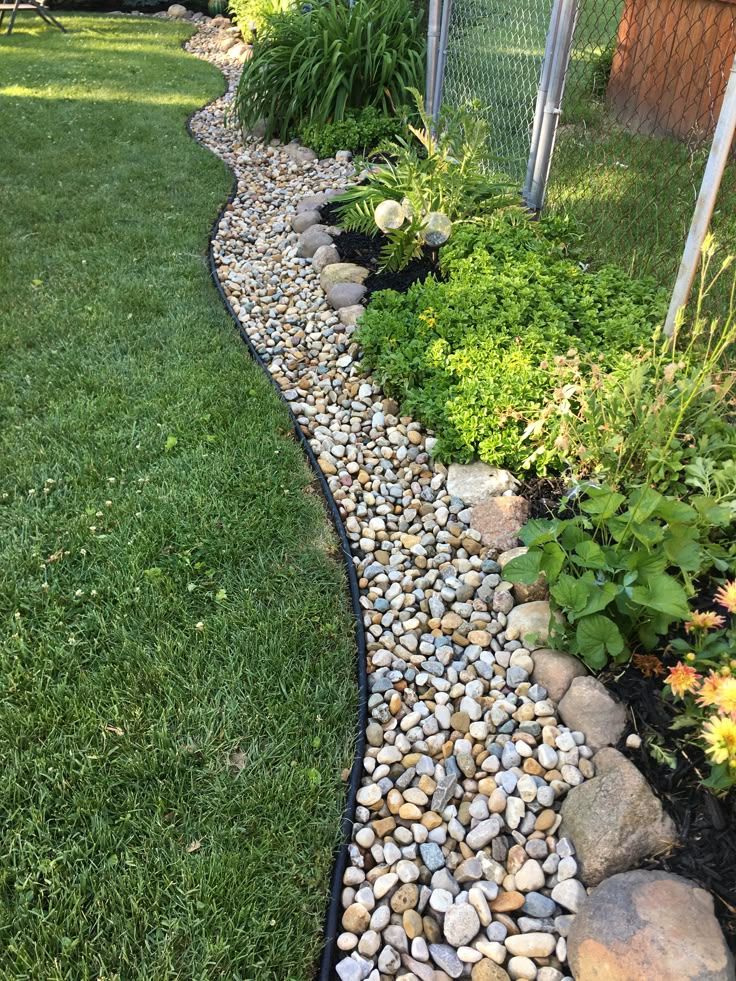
[714,580,736,614]
[714,677,736,716]
[665,661,701,697]
[697,672,723,708]
[702,714,736,764]
[685,610,726,632]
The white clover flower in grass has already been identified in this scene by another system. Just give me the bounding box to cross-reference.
[374,199,406,232]
[421,212,452,247]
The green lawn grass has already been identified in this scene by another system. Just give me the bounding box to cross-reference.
[0,15,356,979]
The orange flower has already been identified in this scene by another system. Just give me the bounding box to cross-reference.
[714,580,736,615]
[714,677,736,716]
[665,661,702,698]
[697,672,723,708]
[702,714,736,764]
[685,610,726,632]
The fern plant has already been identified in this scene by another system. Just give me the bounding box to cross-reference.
[334,90,517,270]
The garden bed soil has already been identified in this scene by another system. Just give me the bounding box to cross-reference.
[606,664,736,950]
[321,201,442,299]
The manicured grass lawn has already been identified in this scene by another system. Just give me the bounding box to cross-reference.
[0,15,356,979]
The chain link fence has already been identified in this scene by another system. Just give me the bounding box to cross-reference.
[441,0,736,304]
[441,0,552,181]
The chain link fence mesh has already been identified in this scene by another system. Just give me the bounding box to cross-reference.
[442,0,552,182]
[441,0,736,306]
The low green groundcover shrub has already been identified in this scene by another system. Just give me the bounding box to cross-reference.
[233,0,425,141]
[357,212,667,473]
[297,107,402,160]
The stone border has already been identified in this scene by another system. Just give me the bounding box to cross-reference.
[182,21,734,981]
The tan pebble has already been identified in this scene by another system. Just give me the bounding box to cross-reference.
[403,909,423,939]
[467,630,490,646]
[342,902,370,933]
[423,915,442,944]
[389,693,402,714]
[535,809,556,832]
[523,758,545,777]
[451,711,470,733]
[489,890,525,912]
[390,882,419,913]
[421,811,442,830]
[372,816,397,836]
[399,802,423,821]
[387,789,404,814]
[478,777,497,795]
[403,788,429,806]
[418,774,437,795]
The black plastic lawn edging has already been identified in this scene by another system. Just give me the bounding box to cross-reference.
[184,104,367,980]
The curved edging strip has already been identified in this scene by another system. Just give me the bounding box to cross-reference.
[184,102,367,981]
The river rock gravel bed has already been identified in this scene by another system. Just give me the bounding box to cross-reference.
[187,23,601,981]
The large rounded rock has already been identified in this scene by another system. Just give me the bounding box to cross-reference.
[291,210,322,234]
[319,262,370,292]
[505,601,558,650]
[531,648,587,703]
[447,462,519,505]
[560,748,677,885]
[558,676,626,752]
[312,244,341,273]
[297,224,332,258]
[568,870,735,980]
[167,2,187,15]
[337,304,365,327]
[327,283,366,310]
[470,495,529,552]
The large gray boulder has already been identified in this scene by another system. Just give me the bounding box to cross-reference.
[531,648,587,703]
[568,870,735,980]
[558,675,627,752]
[446,462,519,505]
[560,748,677,886]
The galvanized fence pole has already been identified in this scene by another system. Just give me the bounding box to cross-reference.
[522,0,579,212]
[664,52,736,336]
[432,0,454,122]
[426,0,442,116]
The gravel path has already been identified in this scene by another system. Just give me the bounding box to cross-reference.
[187,22,589,981]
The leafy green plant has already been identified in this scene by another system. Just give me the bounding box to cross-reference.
[232,0,425,141]
[228,0,292,38]
[334,90,516,270]
[356,212,665,469]
[525,239,736,490]
[297,107,402,159]
[504,483,730,669]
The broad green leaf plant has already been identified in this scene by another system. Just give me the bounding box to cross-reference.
[503,484,731,670]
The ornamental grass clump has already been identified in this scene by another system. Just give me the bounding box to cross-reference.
[232,0,425,141]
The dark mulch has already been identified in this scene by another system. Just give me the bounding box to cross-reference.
[518,476,569,519]
[319,201,442,299]
[604,662,736,949]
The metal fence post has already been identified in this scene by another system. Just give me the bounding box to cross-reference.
[426,0,442,116]
[522,0,579,212]
[664,52,736,336]
[432,0,454,122]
